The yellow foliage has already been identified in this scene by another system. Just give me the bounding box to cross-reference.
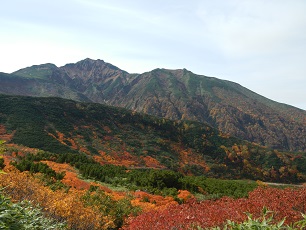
[0,167,116,229]
[256,180,267,187]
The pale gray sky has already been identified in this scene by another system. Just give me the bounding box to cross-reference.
[1,0,305,110]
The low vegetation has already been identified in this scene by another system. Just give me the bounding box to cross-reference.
[124,188,306,229]
[12,150,257,199]
[0,143,305,229]
[0,190,66,230]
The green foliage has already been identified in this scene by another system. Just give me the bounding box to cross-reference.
[0,140,5,170]
[206,208,306,230]
[0,140,6,151]
[192,207,306,230]
[0,158,4,170]
[10,158,67,191]
[128,169,183,190]
[225,207,286,230]
[11,159,65,181]
[0,190,66,230]
[126,169,184,196]
[180,176,257,199]
[81,189,141,228]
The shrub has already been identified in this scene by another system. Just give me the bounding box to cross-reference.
[207,208,306,230]
[0,190,67,229]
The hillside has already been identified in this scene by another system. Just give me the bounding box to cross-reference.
[0,94,305,183]
[0,58,305,151]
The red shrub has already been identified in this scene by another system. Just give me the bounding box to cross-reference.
[123,187,306,229]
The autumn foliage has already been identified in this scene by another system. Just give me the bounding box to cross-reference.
[123,187,306,229]
[1,141,306,229]
[0,166,116,229]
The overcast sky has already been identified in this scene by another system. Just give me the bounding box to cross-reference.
[1,0,305,110]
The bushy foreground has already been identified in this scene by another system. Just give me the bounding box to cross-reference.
[1,165,306,229]
[0,167,139,229]
[0,190,66,230]
[123,187,306,229]
[220,209,306,230]
[1,147,306,229]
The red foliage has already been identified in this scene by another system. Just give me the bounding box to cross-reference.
[123,187,306,229]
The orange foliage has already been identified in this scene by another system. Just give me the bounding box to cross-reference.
[95,150,140,167]
[2,144,40,165]
[131,199,156,212]
[47,131,75,148]
[7,144,40,155]
[131,191,177,212]
[2,155,11,167]
[42,160,90,190]
[141,156,165,169]
[78,146,91,155]
[0,124,15,141]
[172,144,210,173]
[0,165,116,229]
[177,190,194,201]
[110,191,126,201]
[103,126,112,133]
[48,130,94,155]
[41,160,116,194]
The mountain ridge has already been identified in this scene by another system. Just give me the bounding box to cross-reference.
[1,58,305,152]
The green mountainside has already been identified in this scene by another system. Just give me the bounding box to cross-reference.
[0,94,305,183]
[0,58,305,152]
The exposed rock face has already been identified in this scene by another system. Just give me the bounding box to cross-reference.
[1,58,305,151]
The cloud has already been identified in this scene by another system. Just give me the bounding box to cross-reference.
[196,0,306,58]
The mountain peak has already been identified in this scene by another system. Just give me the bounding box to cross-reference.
[63,58,125,72]
[78,58,105,64]
[60,58,128,83]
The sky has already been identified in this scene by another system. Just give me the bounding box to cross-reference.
[1,0,305,110]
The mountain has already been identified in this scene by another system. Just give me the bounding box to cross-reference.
[0,94,305,182]
[1,58,305,152]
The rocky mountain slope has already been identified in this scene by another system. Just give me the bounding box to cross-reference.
[1,58,305,151]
